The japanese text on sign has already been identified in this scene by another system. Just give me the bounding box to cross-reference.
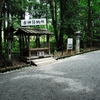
[21,18,46,26]
[67,38,73,50]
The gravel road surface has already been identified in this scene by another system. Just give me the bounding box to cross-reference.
[0,50,100,100]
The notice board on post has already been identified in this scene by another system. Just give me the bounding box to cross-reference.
[67,38,73,50]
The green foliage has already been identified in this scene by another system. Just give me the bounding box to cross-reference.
[12,38,19,53]
[1,0,100,57]
[30,40,36,48]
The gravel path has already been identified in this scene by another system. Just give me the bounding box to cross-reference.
[0,50,100,100]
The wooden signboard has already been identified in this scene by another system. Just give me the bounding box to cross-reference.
[21,18,46,26]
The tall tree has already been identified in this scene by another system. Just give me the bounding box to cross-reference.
[0,0,5,16]
[0,0,28,63]
[48,0,59,48]
[48,0,80,50]
[0,0,5,55]
[87,0,92,47]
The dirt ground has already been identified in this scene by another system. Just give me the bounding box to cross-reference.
[54,47,99,57]
[0,58,27,72]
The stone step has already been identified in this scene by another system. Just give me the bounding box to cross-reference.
[31,57,56,66]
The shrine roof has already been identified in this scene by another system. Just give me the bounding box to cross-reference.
[15,27,53,36]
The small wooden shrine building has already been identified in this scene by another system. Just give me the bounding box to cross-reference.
[15,27,53,62]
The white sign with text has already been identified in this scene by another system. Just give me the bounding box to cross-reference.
[67,38,73,50]
[21,18,46,26]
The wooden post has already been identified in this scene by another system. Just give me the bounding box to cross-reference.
[28,35,31,56]
[19,36,21,56]
[47,35,50,54]
[66,41,68,55]
[36,35,40,48]
[38,35,40,48]
[8,39,11,61]
[20,34,24,56]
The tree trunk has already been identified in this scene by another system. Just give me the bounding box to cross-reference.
[0,0,5,16]
[88,0,92,47]
[0,0,5,55]
[0,16,2,54]
[48,0,59,48]
[58,0,66,51]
